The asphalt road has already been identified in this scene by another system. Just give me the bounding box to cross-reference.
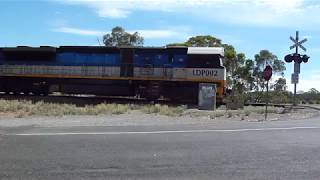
[1,119,320,179]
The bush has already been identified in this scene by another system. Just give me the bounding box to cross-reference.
[244,106,277,114]
[0,100,131,117]
[141,104,186,116]
[244,110,251,116]
[215,111,225,118]
[0,100,191,117]
[225,95,245,110]
[209,111,225,119]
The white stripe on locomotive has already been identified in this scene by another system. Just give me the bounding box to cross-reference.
[0,65,225,81]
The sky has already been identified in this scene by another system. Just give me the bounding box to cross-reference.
[1,0,320,92]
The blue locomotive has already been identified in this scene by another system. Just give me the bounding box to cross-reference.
[0,46,225,102]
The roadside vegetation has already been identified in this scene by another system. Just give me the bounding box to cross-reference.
[237,89,320,105]
[0,100,188,118]
[0,99,284,118]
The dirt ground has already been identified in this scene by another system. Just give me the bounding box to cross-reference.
[0,106,318,128]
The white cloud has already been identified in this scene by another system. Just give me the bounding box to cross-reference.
[55,0,320,28]
[96,6,130,18]
[53,26,189,39]
[258,0,303,11]
[54,27,105,36]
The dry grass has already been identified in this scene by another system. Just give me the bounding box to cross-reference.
[220,106,279,119]
[208,111,225,119]
[141,104,187,116]
[0,100,131,117]
[0,100,282,118]
[0,100,187,117]
[243,106,278,114]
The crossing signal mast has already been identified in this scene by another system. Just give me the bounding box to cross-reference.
[284,31,309,105]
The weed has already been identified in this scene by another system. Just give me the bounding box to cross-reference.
[215,111,224,117]
[0,100,187,117]
[244,110,251,116]
[141,104,186,116]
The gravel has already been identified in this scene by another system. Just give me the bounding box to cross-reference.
[0,107,318,128]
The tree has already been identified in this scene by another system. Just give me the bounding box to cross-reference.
[167,35,222,47]
[272,78,287,91]
[185,35,222,47]
[234,59,255,91]
[223,44,237,74]
[166,42,187,47]
[248,50,286,102]
[103,26,144,47]
[298,88,320,104]
[223,45,244,91]
[308,88,319,94]
[252,50,286,92]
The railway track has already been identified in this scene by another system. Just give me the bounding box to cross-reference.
[0,93,318,112]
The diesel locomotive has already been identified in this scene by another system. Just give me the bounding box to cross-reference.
[0,46,226,103]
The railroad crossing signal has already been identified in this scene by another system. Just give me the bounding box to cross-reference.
[284,31,310,68]
[290,31,307,52]
[284,31,309,106]
[284,53,309,64]
[294,62,300,74]
[291,73,299,84]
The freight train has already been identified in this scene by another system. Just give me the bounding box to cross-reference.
[0,46,226,103]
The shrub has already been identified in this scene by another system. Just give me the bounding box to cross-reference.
[244,110,251,116]
[141,104,186,116]
[215,111,224,118]
[244,106,277,114]
[0,100,132,117]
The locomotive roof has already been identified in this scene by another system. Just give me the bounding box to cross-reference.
[0,46,224,56]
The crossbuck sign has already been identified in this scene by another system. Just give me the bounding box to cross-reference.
[290,31,307,52]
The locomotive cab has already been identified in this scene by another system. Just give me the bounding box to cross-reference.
[186,47,226,102]
[186,47,224,68]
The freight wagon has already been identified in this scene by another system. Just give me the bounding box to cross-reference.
[0,46,226,103]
